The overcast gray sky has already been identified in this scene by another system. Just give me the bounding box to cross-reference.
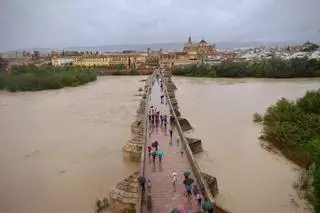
[1,0,320,51]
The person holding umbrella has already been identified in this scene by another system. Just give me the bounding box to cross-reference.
[170,115,175,125]
[138,176,146,191]
[151,151,157,163]
[147,145,152,157]
[183,171,191,179]
[186,183,193,197]
[183,177,194,197]
[170,208,179,213]
[152,141,159,151]
[202,199,214,213]
[157,151,164,163]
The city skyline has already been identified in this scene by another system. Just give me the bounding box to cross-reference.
[1,0,320,52]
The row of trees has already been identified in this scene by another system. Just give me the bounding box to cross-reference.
[174,58,320,78]
[256,90,320,211]
[0,64,97,92]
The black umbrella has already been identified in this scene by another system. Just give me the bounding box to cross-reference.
[151,141,158,147]
[183,178,194,185]
[138,176,146,184]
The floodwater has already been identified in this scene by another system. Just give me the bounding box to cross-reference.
[1,76,319,213]
[0,76,146,213]
[174,77,320,213]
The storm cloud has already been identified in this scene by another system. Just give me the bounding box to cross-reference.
[1,0,319,51]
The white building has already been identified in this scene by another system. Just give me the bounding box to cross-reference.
[286,52,309,60]
[310,51,320,60]
[51,57,74,66]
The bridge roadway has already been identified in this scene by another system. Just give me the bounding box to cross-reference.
[141,75,201,212]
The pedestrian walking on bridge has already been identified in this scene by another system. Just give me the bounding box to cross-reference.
[169,128,173,139]
[186,183,193,198]
[157,151,164,163]
[147,180,151,193]
[151,151,157,163]
[172,172,177,187]
[152,141,159,151]
[147,145,152,157]
[196,192,202,208]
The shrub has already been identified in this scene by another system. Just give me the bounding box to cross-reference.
[253,112,263,123]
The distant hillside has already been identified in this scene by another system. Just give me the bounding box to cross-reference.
[65,42,184,52]
[6,40,316,54]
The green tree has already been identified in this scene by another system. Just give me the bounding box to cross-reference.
[0,65,97,92]
[258,90,320,210]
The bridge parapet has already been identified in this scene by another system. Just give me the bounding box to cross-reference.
[136,74,154,213]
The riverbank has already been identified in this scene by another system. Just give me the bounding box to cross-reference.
[255,89,320,211]
[173,58,320,78]
[0,65,97,92]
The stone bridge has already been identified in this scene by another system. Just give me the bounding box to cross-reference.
[109,71,230,213]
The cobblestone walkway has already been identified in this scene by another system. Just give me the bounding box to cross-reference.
[142,78,200,213]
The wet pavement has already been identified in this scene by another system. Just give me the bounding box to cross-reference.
[142,77,200,212]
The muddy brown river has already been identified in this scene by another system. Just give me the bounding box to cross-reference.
[174,77,320,213]
[0,76,319,213]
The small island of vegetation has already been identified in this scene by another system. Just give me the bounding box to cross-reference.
[174,58,320,78]
[255,89,320,211]
[0,64,97,92]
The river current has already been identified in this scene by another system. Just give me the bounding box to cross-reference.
[174,77,320,213]
[0,76,319,213]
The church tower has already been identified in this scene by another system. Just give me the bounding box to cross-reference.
[188,36,192,44]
